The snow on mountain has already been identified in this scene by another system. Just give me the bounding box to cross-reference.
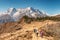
[6,8,17,16]
[13,7,47,21]
[0,11,14,23]
[0,14,14,23]
[0,7,47,23]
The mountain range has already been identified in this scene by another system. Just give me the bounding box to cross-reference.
[0,7,60,40]
[0,7,47,23]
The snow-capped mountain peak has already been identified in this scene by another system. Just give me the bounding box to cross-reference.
[13,7,47,21]
[26,7,34,10]
[26,7,36,12]
[0,7,47,23]
[7,8,16,16]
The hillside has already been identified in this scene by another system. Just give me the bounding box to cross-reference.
[0,16,60,40]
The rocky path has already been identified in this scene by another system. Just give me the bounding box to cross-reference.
[0,28,54,40]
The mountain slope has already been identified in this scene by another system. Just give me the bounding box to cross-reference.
[7,7,47,21]
[0,19,60,40]
[6,8,17,16]
[0,7,47,23]
[0,14,14,23]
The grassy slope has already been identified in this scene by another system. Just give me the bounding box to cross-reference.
[0,16,60,40]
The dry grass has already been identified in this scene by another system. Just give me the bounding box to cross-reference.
[0,17,60,40]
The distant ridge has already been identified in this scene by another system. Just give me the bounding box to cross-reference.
[0,7,47,23]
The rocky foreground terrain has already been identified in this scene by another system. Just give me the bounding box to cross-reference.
[0,16,60,40]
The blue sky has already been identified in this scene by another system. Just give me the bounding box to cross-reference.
[0,0,60,15]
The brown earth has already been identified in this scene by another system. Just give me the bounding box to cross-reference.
[0,18,60,40]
